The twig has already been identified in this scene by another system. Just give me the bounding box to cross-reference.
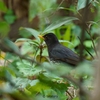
[39,43,43,62]
[86,29,98,57]
[66,90,73,99]
[78,36,94,59]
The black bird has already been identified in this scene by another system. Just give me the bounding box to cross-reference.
[39,33,79,66]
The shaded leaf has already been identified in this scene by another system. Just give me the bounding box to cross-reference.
[43,17,78,33]
[19,27,40,40]
[20,42,33,55]
[15,38,31,42]
[4,15,16,24]
[77,0,92,11]
[3,38,19,53]
[36,55,48,63]
[29,0,57,21]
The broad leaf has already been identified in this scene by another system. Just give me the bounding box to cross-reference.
[15,38,31,42]
[43,17,78,33]
[16,60,41,77]
[3,38,19,53]
[19,27,40,40]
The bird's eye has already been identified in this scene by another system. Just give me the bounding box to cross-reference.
[45,36,48,39]
[45,36,51,40]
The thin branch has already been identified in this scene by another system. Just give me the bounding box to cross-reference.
[78,36,94,59]
[86,29,98,57]
[39,44,43,62]
[66,90,73,99]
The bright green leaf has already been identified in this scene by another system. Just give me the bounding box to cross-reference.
[0,1,7,12]
[0,21,10,37]
[84,40,93,48]
[28,81,50,93]
[73,97,80,100]
[62,25,71,46]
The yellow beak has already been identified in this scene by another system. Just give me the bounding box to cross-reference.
[38,35,45,40]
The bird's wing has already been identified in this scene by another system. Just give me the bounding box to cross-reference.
[50,45,79,65]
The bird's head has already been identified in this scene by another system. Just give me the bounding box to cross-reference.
[39,33,59,49]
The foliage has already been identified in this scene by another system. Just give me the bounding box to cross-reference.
[0,0,100,100]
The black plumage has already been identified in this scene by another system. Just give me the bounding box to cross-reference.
[42,33,79,66]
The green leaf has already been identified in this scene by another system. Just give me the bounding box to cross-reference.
[38,73,68,100]
[28,81,50,93]
[41,89,57,98]
[73,97,80,100]
[77,0,92,11]
[15,38,31,42]
[42,62,72,76]
[29,0,38,21]
[3,38,19,53]
[29,0,57,21]
[30,79,39,86]
[0,21,10,37]
[59,40,74,47]
[20,42,34,55]
[15,77,31,88]
[34,95,58,100]
[84,40,93,48]
[0,1,7,12]
[88,21,99,26]
[76,61,93,76]
[62,25,72,47]
[43,17,78,33]
[4,15,16,24]
[0,67,10,81]
[16,60,41,77]
[4,9,16,24]
[19,27,40,40]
